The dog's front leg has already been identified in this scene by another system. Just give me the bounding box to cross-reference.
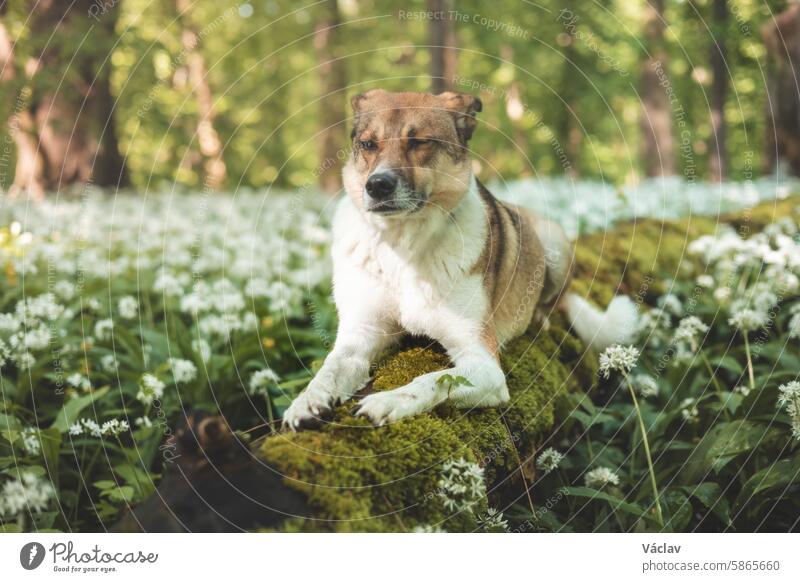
[283,315,397,431]
[356,333,508,426]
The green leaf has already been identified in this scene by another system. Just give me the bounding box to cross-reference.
[662,490,692,532]
[38,428,61,488]
[682,482,732,527]
[565,486,657,525]
[50,386,110,433]
[706,420,780,473]
[736,455,800,507]
[108,486,135,503]
[93,480,117,490]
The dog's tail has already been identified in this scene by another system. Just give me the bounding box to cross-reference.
[562,293,639,352]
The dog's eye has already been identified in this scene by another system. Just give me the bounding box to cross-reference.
[408,138,430,149]
[359,140,377,151]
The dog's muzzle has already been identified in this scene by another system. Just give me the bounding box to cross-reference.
[363,171,419,215]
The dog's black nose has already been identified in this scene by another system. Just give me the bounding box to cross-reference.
[365,172,398,200]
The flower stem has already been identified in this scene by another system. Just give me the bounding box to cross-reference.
[625,376,664,529]
[743,334,755,393]
[701,353,731,421]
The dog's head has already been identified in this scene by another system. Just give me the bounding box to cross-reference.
[342,90,482,217]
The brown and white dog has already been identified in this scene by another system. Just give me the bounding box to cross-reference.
[283,89,636,430]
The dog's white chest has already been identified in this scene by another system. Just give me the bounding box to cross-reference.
[331,194,488,337]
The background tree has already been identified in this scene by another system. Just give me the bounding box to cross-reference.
[639,0,676,177]
[314,0,347,193]
[1,0,128,198]
[428,0,457,93]
[763,2,800,176]
[708,0,729,182]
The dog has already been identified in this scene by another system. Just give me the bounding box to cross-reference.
[283,89,637,430]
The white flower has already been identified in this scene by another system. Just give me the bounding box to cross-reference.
[68,422,84,436]
[673,316,709,358]
[135,416,153,428]
[137,373,165,404]
[735,385,752,397]
[437,457,486,514]
[169,358,197,384]
[777,381,800,441]
[54,280,76,300]
[100,419,130,436]
[535,447,563,474]
[117,295,139,320]
[632,373,659,398]
[0,473,56,516]
[101,354,119,373]
[680,397,699,421]
[598,345,640,378]
[477,507,509,532]
[788,312,800,340]
[66,373,91,391]
[584,467,620,488]
[0,339,9,368]
[20,428,41,456]
[94,318,114,341]
[249,368,280,396]
[696,274,715,288]
[728,309,768,332]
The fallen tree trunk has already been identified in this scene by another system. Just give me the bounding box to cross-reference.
[118,198,799,532]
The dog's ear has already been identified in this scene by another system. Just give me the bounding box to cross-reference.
[351,89,385,114]
[439,91,483,143]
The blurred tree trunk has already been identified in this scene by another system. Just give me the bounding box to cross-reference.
[762,4,800,177]
[175,0,226,190]
[639,0,676,177]
[3,1,128,198]
[708,0,728,182]
[558,34,581,178]
[314,0,346,193]
[428,0,457,93]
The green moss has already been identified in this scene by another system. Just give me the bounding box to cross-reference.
[257,199,798,531]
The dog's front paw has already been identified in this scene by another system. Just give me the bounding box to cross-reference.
[355,389,424,427]
[282,389,334,431]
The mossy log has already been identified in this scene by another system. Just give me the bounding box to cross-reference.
[123,199,799,532]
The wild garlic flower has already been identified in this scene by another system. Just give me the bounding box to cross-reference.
[673,316,709,360]
[437,457,486,514]
[249,368,280,396]
[680,398,699,421]
[632,373,659,398]
[788,311,800,340]
[728,309,768,332]
[584,467,620,488]
[101,354,119,373]
[696,274,715,288]
[20,428,41,456]
[0,338,9,368]
[477,507,509,532]
[0,473,56,516]
[168,358,197,384]
[117,296,139,320]
[598,345,640,378]
[94,318,114,341]
[777,381,800,441]
[137,373,165,404]
[69,418,130,437]
[66,373,91,391]
[535,447,564,474]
